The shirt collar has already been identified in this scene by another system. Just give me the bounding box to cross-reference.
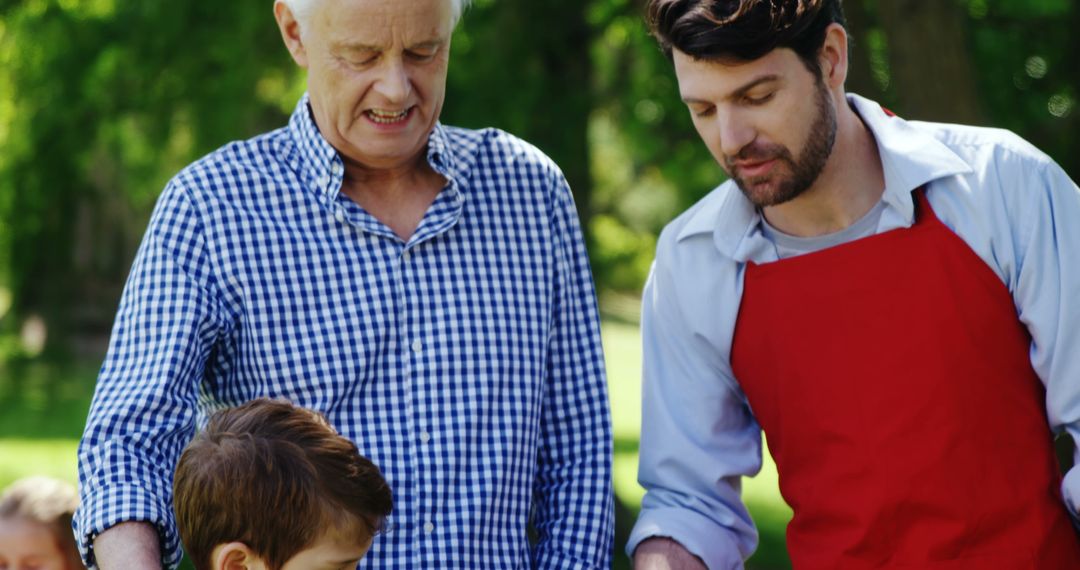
[287,93,464,199]
[288,93,339,193]
[676,92,974,260]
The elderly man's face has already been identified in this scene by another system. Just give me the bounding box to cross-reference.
[279,0,454,172]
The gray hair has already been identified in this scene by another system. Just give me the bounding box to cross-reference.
[282,0,472,28]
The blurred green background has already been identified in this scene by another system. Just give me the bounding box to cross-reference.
[1,0,1078,568]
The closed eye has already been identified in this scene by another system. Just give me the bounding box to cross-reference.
[341,53,379,68]
[743,92,775,106]
[406,45,441,62]
[691,105,715,118]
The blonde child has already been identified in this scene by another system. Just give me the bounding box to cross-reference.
[0,476,83,570]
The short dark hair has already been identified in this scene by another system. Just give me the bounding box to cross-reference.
[173,398,393,570]
[646,0,846,76]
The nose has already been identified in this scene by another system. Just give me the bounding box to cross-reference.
[373,57,412,104]
[716,110,756,159]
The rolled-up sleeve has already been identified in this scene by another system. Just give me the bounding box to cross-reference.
[75,181,228,569]
[627,229,761,569]
[1010,158,1080,524]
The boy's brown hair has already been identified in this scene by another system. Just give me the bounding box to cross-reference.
[0,476,82,568]
[173,398,392,570]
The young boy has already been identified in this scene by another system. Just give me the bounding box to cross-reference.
[173,398,393,570]
[0,476,83,570]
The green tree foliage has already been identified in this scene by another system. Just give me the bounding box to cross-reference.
[968,0,1078,176]
[0,1,303,358]
[444,0,722,291]
[586,0,721,291]
[445,0,594,224]
[849,0,1078,178]
[0,0,1077,357]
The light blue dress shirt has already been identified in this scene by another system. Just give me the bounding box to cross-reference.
[628,94,1080,569]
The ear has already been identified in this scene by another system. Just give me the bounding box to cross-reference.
[818,22,849,91]
[212,542,266,570]
[274,0,309,68]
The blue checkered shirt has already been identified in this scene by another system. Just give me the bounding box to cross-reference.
[75,95,613,569]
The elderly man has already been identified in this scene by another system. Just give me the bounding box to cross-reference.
[630,0,1080,569]
[74,1,613,568]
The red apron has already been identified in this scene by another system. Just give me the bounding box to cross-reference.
[731,190,1080,569]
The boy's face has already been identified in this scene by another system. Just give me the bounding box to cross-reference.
[279,530,373,570]
[0,517,73,570]
[216,527,373,570]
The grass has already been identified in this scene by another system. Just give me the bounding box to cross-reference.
[0,360,96,490]
[0,360,98,439]
[602,318,792,569]
[0,439,80,489]
[0,318,794,568]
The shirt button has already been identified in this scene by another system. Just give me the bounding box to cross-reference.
[420,431,431,443]
[402,249,411,261]
[423,522,435,533]
[411,340,422,353]
[331,162,343,175]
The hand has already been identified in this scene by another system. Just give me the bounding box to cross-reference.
[93,521,163,570]
[633,537,709,569]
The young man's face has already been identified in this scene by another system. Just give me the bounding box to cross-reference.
[673,46,838,208]
[0,517,75,570]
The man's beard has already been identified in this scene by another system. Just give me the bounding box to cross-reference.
[727,80,838,208]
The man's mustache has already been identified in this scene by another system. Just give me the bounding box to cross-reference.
[725,143,791,172]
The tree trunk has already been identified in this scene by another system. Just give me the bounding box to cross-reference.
[842,0,886,100]
[875,0,985,124]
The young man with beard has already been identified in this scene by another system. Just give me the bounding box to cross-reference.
[629,1,1080,568]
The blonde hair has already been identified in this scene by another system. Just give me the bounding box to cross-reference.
[0,477,82,567]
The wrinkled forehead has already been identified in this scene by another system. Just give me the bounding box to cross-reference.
[312,0,455,47]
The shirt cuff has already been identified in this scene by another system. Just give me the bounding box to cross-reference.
[75,484,181,569]
[1062,465,1080,528]
[627,506,751,570]
[534,547,608,570]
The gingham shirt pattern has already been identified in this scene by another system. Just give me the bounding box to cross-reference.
[75,95,614,569]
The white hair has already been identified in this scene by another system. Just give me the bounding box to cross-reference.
[281,0,472,27]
